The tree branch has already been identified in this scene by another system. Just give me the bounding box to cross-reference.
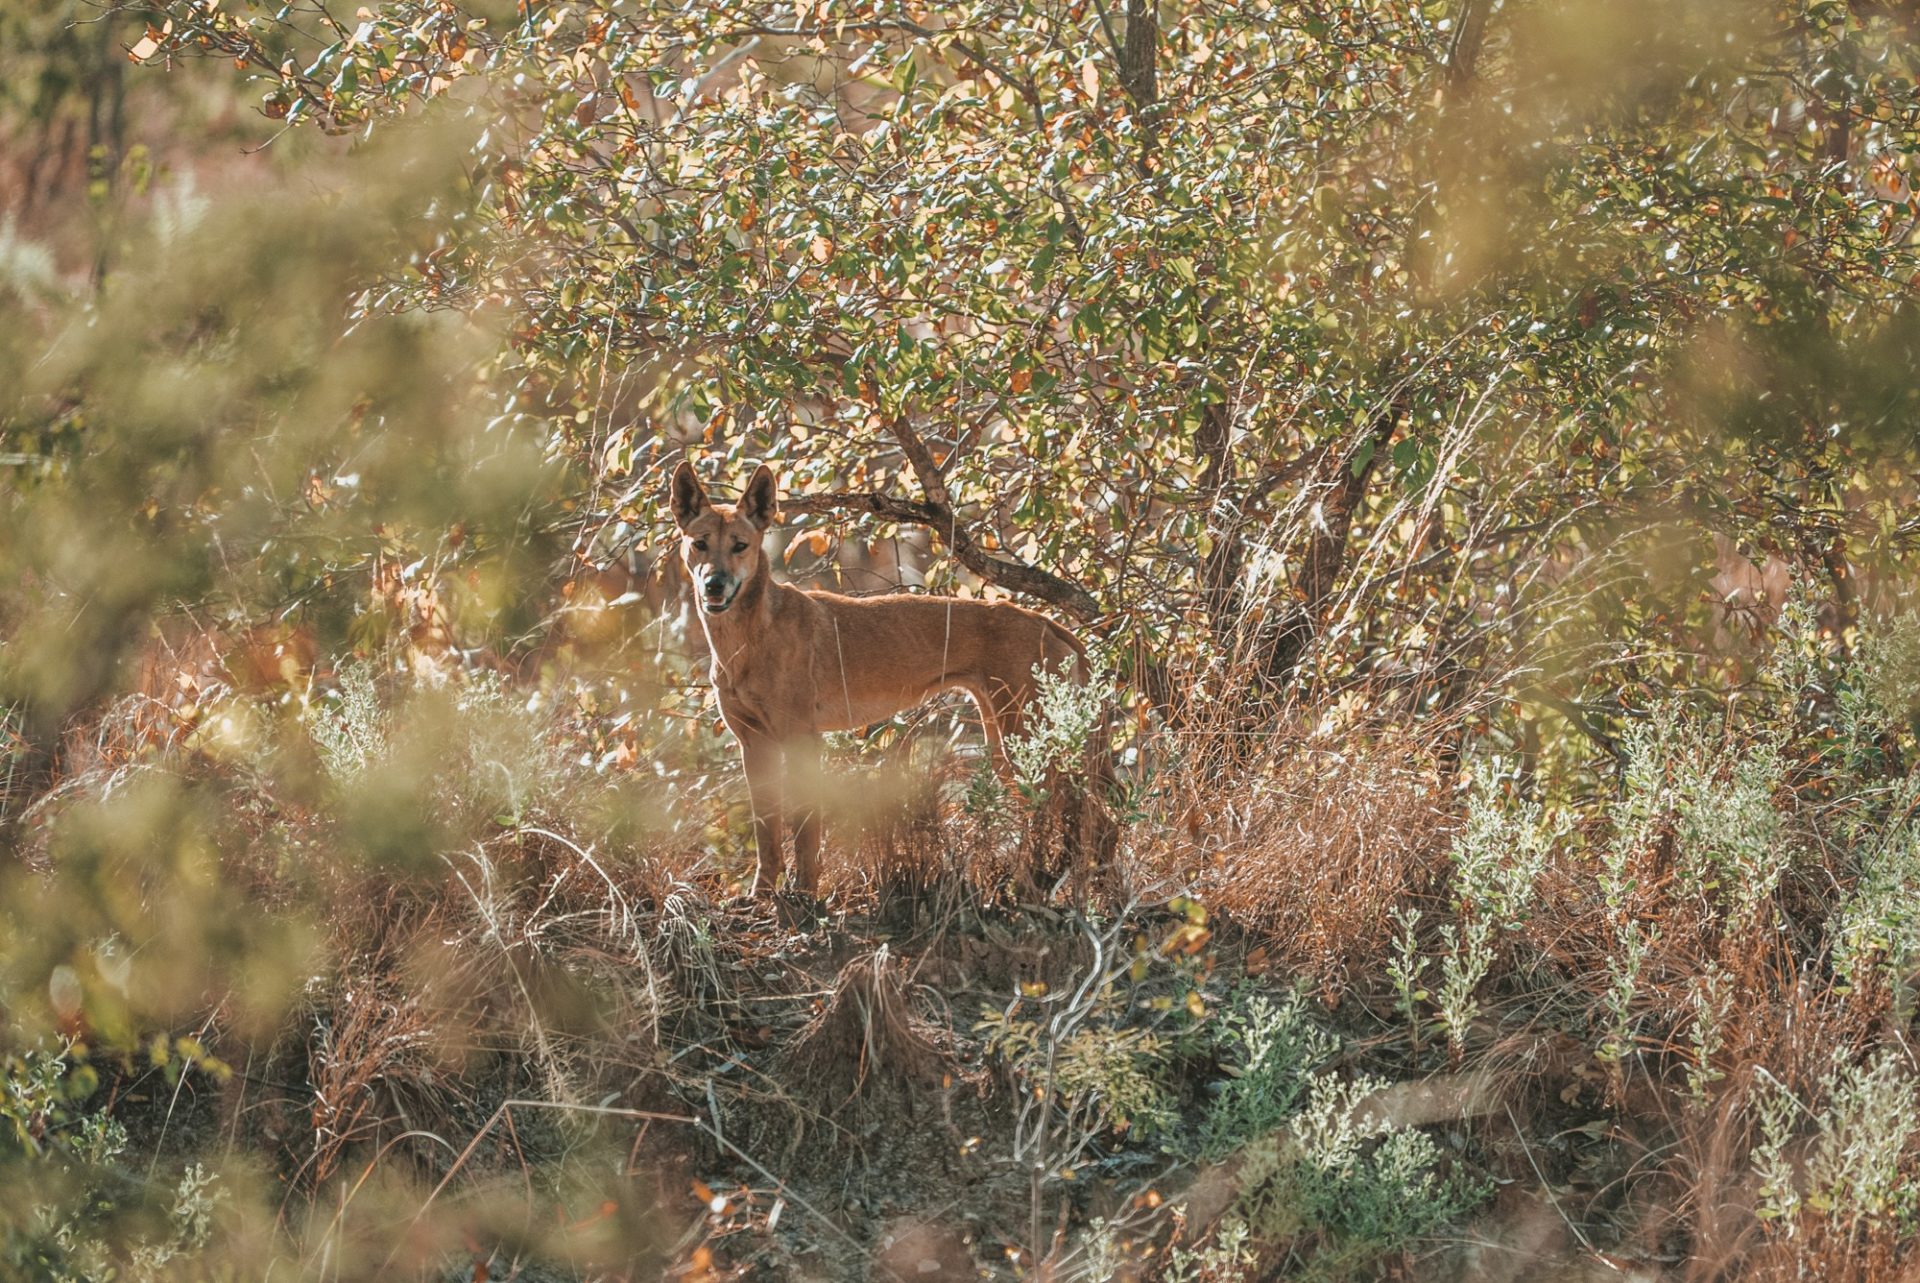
[1261,393,1404,684]
[780,491,945,526]
[783,421,1104,625]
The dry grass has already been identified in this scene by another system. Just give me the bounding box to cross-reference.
[1134,722,1453,983]
[8,606,1920,1283]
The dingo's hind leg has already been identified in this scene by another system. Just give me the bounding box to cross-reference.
[965,675,1032,785]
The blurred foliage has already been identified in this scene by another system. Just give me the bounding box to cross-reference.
[0,115,560,734]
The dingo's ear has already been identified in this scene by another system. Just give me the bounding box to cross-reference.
[740,464,778,530]
[669,461,710,529]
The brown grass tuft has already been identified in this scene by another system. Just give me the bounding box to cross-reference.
[786,945,949,1118]
[303,944,445,1188]
[1133,723,1454,982]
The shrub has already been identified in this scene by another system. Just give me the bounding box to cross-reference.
[1614,703,1794,927]
[978,994,1177,1145]
[1434,761,1558,1053]
[2,1042,131,1280]
[1829,785,1920,1015]
[308,661,386,786]
[1754,1050,1920,1232]
[309,662,578,840]
[1198,987,1337,1160]
[1161,1217,1255,1283]
[1183,987,1487,1280]
[1231,1071,1489,1281]
[1852,611,1920,737]
[1005,659,1115,799]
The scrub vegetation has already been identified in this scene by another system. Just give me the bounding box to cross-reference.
[5,1,1920,1279]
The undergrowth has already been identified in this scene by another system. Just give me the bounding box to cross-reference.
[4,599,1920,1282]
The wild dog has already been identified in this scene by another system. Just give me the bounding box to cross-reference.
[668,460,1094,895]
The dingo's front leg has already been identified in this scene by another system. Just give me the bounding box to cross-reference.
[787,735,823,895]
[739,734,784,895]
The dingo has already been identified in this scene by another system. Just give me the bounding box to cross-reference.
[669,460,1092,895]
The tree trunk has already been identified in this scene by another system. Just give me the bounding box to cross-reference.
[1118,0,1157,116]
[1260,401,1401,685]
[1196,399,1242,645]
[1254,0,1489,688]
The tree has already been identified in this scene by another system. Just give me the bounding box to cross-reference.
[55,0,1920,759]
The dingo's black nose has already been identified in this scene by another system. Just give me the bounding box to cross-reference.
[704,576,727,597]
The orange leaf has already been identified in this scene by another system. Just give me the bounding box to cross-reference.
[809,235,834,263]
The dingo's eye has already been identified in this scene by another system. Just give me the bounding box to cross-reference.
[731,540,749,554]
[691,539,708,551]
